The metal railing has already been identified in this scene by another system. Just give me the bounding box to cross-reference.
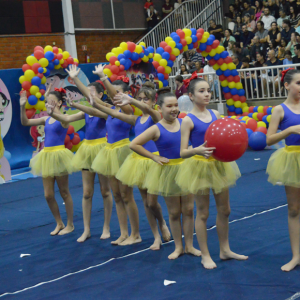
[169,63,300,102]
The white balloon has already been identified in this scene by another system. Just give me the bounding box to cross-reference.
[178,95,193,113]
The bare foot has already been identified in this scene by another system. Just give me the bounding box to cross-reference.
[160,223,171,242]
[168,247,184,260]
[185,247,202,257]
[201,255,217,269]
[111,235,129,245]
[220,250,248,261]
[150,238,162,251]
[281,257,300,272]
[119,235,142,246]
[50,223,65,236]
[77,231,91,243]
[58,224,74,235]
[100,228,111,240]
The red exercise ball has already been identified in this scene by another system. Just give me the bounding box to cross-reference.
[256,127,267,134]
[246,118,257,131]
[204,118,248,162]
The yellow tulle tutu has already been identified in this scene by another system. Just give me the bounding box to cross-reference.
[30,145,74,178]
[143,158,189,197]
[176,155,241,195]
[91,138,131,177]
[116,152,159,188]
[267,145,300,187]
[72,138,107,172]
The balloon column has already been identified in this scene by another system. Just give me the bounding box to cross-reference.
[19,45,79,118]
[104,28,248,114]
[65,125,82,151]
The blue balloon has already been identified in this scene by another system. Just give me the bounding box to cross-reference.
[214,54,220,61]
[262,115,268,124]
[228,105,235,112]
[149,58,153,63]
[69,133,74,140]
[139,52,144,58]
[173,35,180,43]
[53,59,60,66]
[144,49,149,56]
[156,47,164,54]
[249,132,267,151]
[176,43,183,50]
[220,51,229,59]
[224,69,231,77]
[147,46,154,53]
[235,107,243,114]
[39,84,46,90]
[206,55,212,60]
[44,51,54,61]
[192,35,198,43]
[248,113,253,118]
[120,58,126,66]
[162,52,170,60]
[158,73,164,81]
[77,131,85,141]
[163,80,169,87]
[240,120,246,124]
[200,43,207,51]
[253,106,258,112]
[231,69,239,76]
[206,38,214,45]
[209,34,215,40]
[31,76,41,86]
[238,89,245,96]
[230,88,238,95]
[124,50,132,59]
[170,32,177,37]
[38,67,44,74]
[48,62,54,70]
[216,69,223,76]
[118,54,125,60]
[191,28,197,35]
[246,128,253,138]
[4,150,11,160]
[28,95,38,105]
[267,107,272,114]
[188,43,194,50]
[167,60,174,67]
[44,69,51,76]
[40,96,45,101]
[223,86,230,93]
[131,52,139,61]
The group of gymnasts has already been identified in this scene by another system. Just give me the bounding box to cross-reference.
[19,63,300,271]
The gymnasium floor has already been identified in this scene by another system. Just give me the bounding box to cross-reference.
[0,150,299,300]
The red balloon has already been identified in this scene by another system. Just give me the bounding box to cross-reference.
[34,50,44,60]
[246,118,257,131]
[176,29,185,38]
[263,106,269,115]
[40,89,45,95]
[227,75,234,82]
[22,64,31,72]
[110,74,118,82]
[256,127,267,134]
[180,39,187,46]
[217,58,224,66]
[109,56,118,65]
[209,59,216,66]
[241,122,247,128]
[224,93,232,100]
[180,49,184,54]
[34,46,44,52]
[224,57,233,64]
[53,47,59,54]
[57,54,63,60]
[232,95,240,101]
[164,73,169,80]
[62,61,69,69]
[72,135,81,145]
[196,48,201,53]
[152,61,159,69]
[212,40,220,49]
[119,65,125,71]
[32,63,41,74]
[169,54,176,61]
[196,33,202,40]
[205,118,248,162]
[206,46,212,53]
[249,106,254,113]
[22,81,32,91]
[178,112,187,118]
[65,141,73,150]
[197,28,204,35]
[67,57,74,64]
[219,74,226,81]
[257,112,264,121]
[111,65,119,74]
[25,108,36,119]
[127,42,136,52]
[157,66,165,73]
[233,75,240,83]
[119,71,127,76]
[194,42,199,48]
[64,135,71,144]
[242,112,249,116]
[165,46,172,54]
[136,58,142,64]
[37,73,44,79]
[160,41,168,48]
[67,125,74,135]
[228,111,235,116]
[240,96,246,103]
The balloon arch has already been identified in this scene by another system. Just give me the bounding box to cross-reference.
[104,28,247,115]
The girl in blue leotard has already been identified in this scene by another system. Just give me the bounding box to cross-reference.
[177,78,247,269]
[130,92,200,260]
[267,68,300,272]
[20,88,74,236]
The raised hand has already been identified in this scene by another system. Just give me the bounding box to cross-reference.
[66,64,80,79]
[152,155,169,166]
[46,98,56,115]
[194,141,216,159]
[19,90,28,106]
[92,64,105,77]
[113,93,132,106]
[65,94,75,107]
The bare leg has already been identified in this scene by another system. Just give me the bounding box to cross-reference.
[119,182,141,246]
[281,186,300,272]
[42,177,65,235]
[164,196,184,260]
[182,194,201,257]
[147,193,171,242]
[56,175,74,235]
[77,171,95,242]
[109,176,128,245]
[195,192,217,269]
[98,174,113,239]
[214,189,248,261]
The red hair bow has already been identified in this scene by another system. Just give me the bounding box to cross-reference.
[281,68,294,83]
[117,76,129,83]
[54,87,66,94]
[96,80,106,90]
[183,71,198,88]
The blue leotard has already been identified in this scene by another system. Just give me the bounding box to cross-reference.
[44,118,68,147]
[85,113,106,140]
[135,116,157,153]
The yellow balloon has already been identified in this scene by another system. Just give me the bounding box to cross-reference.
[257,106,264,113]
[228,63,236,70]
[200,36,208,43]
[252,112,258,121]
[243,106,249,113]
[165,37,173,43]
[116,47,123,55]
[154,54,162,62]
[44,45,53,53]
[36,100,45,111]
[241,103,247,109]
[271,107,275,113]
[221,80,228,87]
[26,56,38,66]
[203,32,210,38]
[135,45,143,54]
[228,82,236,89]
[19,76,26,84]
[103,69,112,77]
[159,81,163,89]
[111,48,119,55]
[257,121,267,128]
[183,28,192,36]
[231,116,237,119]
[165,66,172,74]
[201,51,208,57]
[36,92,42,99]
[74,58,79,63]
[159,59,168,67]
[216,46,225,54]
[213,64,220,70]
[171,48,180,56]
[30,85,39,95]
[168,41,176,48]
[209,49,216,57]
[227,99,234,106]
[242,116,249,121]
[41,76,47,84]
[43,68,47,73]
[234,100,241,108]
[24,70,35,81]
[139,42,146,47]
[115,61,120,67]
[54,65,61,70]
[63,51,70,60]
[142,56,149,62]
[58,48,63,54]
[183,45,189,51]
[25,102,34,109]
[267,115,271,123]
[120,42,128,51]
[59,59,64,65]
[185,36,192,44]
[220,63,228,71]
[236,82,243,89]
[39,58,49,68]
[148,53,153,58]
